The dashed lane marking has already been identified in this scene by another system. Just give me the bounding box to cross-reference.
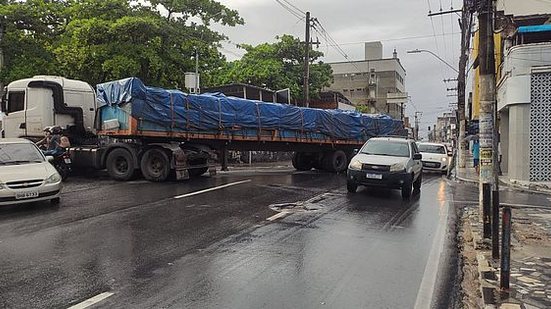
[67,292,114,309]
[174,180,251,199]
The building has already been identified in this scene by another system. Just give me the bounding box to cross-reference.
[495,15,551,183]
[324,42,407,119]
[435,112,457,143]
[203,83,286,103]
[306,91,355,110]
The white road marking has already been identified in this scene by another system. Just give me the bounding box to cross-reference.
[266,211,289,221]
[67,292,114,309]
[414,199,449,309]
[174,179,251,199]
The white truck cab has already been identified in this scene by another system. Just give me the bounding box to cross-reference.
[1,75,96,139]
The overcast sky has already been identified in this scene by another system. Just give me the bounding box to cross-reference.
[213,0,463,138]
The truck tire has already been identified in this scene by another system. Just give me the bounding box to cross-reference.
[401,175,413,199]
[323,150,348,172]
[106,148,136,181]
[347,180,358,193]
[292,152,313,171]
[413,172,422,192]
[141,148,171,182]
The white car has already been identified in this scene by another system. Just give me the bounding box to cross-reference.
[0,138,62,206]
[417,142,452,173]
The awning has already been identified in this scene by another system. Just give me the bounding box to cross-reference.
[518,24,551,34]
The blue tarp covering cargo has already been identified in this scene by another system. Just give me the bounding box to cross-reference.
[96,78,403,141]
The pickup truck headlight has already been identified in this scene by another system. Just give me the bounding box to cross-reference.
[390,163,406,172]
[348,160,362,170]
[45,173,62,184]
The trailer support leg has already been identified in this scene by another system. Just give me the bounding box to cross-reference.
[221,147,229,171]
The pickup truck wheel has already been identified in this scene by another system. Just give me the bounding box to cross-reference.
[323,150,348,172]
[401,176,413,199]
[292,152,313,171]
[106,148,136,181]
[141,148,171,182]
[413,172,422,192]
[347,181,358,193]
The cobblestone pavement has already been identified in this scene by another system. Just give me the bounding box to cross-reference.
[455,176,551,309]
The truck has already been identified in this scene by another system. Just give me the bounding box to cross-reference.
[1,75,404,182]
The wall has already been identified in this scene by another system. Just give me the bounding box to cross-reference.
[507,104,530,181]
[497,0,551,15]
[499,110,509,174]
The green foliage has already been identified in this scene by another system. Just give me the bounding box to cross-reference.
[210,34,333,101]
[0,0,243,88]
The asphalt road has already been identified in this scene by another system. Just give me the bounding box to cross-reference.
[0,167,456,309]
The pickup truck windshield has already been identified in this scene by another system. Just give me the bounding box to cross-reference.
[0,143,45,165]
[361,140,410,157]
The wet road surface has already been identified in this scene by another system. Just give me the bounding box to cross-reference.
[0,168,454,308]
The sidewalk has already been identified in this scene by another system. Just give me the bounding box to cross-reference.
[455,167,551,195]
[454,167,551,309]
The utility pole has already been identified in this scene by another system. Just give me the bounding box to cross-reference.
[478,0,497,240]
[414,112,422,140]
[303,11,311,107]
[458,0,473,169]
[194,48,199,94]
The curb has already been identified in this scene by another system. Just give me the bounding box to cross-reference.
[454,172,551,196]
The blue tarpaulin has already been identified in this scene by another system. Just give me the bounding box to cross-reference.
[96,78,404,141]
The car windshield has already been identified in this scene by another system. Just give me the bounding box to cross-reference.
[0,143,45,165]
[361,140,410,157]
[418,144,446,154]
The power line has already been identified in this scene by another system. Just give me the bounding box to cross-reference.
[273,0,304,20]
[311,18,363,73]
[279,0,305,15]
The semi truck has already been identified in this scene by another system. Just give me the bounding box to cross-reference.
[1,75,404,182]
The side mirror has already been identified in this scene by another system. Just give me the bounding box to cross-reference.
[447,151,453,156]
[46,156,54,162]
[413,153,422,160]
[352,149,359,155]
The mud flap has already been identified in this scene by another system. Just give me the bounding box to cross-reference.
[173,148,190,180]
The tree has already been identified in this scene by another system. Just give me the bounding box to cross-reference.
[0,0,243,88]
[209,34,333,101]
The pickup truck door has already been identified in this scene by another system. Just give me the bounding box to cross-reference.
[411,142,423,175]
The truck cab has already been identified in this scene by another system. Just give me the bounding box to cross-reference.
[1,76,96,139]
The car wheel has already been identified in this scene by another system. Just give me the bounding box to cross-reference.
[401,176,413,199]
[347,181,358,193]
[50,197,60,205]
[413,172,422,192]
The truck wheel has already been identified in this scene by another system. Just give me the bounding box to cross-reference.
[292,152,313,171]
[413,172,422,192]
[323,150,348,172]
[106,148,136,181]
[141,148,171,182]
[347,181,358,193]
[401,176,413,199]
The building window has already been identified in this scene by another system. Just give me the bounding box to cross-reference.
[7,91,25,113]
[343,89,348,92]
[356,88,362,92]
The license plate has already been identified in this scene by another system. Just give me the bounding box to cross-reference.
[366,173,383,179]
[15,191,39,200]
[64,158,72,164]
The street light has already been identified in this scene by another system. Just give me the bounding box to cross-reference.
[407,49,459,74]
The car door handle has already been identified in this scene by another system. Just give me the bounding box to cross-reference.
[19,123,26,129]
